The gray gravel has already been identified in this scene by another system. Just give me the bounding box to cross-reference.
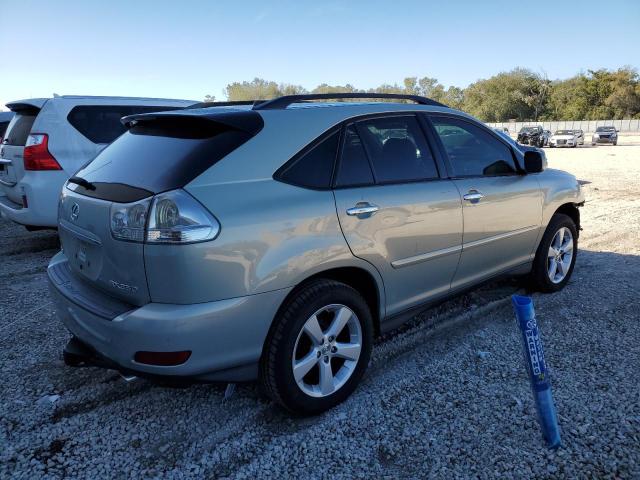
[1,146,639,478]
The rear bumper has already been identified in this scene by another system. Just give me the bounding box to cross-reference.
[48,252,291,382]
[0,172,65,227]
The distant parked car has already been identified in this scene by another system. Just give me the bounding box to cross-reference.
[0,96,195,229]
[571,129,585,145]
[592,126,618,146]
[517,126,548,147]
[549,130,579,148]
[0,111,14,142]
[494,127,509,135]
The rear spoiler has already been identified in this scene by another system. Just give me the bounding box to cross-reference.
[121,109,264,135]
[6,98,48,113]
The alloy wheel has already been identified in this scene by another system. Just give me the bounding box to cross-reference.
[547,227,574,284]
[292,304,362,398]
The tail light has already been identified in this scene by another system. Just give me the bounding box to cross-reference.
[24,134,62,171]
[110,189,220,244]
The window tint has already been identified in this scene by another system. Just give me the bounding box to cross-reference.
[431,116,517,176]
[357,116,438,183]
[67,105,183,144]
[72,114,260,197]
[335,125,374,187]
[0,122,10,139]
[278,131,339,189]
[2,114,37,146]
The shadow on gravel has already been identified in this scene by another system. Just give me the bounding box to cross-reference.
[3,233,59,256]
[51,381,156,423]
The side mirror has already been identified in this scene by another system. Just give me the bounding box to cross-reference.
[524,150,544,173]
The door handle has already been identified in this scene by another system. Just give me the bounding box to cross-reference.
[346,202,379,217]
[463,191,484,203]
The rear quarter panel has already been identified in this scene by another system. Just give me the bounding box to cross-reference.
[147,179,385,315]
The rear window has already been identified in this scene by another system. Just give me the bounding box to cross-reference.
[67,105,185,144]
[2,114,37,146]
[71,113,263,199]
[0,122,10,139]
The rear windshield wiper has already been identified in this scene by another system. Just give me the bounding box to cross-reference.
[68,176,96,191]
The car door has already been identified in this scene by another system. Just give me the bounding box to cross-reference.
[427,114,543,290]
[333,114,463,318]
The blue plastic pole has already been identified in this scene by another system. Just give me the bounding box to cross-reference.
[511,295,561,449]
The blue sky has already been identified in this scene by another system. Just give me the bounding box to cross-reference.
[0,0,638,109]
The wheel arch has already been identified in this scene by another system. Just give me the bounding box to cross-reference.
[554,203,581,237]
[267,266,384,344]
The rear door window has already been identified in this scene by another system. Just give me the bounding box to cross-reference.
[2,113,37,146]
[67,105,184,144]
[335,125,375,187]
[356,115,439,183]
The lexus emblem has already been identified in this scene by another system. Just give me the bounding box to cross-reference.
[71,203,80,221]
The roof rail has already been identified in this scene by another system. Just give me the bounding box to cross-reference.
[252,93,446,110]
[185,100,263,110]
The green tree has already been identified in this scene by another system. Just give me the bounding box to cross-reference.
[224,78,307,101]
[217,67,640,120]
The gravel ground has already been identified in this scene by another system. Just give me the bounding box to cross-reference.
[1,143,639,479]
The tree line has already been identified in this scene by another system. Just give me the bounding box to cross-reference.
[204,67,640,121]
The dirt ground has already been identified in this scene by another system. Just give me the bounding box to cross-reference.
[0,142,639,478]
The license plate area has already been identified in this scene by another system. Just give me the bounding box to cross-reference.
[59,221,104,281]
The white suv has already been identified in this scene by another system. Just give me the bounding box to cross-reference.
[0,96,195,229]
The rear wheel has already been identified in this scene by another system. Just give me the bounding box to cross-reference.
[529,213,578,292]
[260,279,373,414]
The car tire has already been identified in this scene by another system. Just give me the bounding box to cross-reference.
[260,279,373,415]
[528,213,578,293]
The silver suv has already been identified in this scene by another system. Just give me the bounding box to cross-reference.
[48,94,584,414]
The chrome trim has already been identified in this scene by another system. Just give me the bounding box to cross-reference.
[0,158,12,165]
[463,191,484,202]
[0,177,17,187]
[59,219,103,246]
[391,225,539,269]
[391,244,463,269]
[462,225,539,251]
[346,204,379,217]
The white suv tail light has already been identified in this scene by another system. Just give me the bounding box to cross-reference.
[24,134,62,170]
[110,189,220,244]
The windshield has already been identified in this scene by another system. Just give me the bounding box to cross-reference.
[555,130,573,135]
[520,127,539,133]
[596,126,615,132]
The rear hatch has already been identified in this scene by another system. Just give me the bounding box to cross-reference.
[58,108,263,306]
[58,187,151,305]
[0,99,46,200]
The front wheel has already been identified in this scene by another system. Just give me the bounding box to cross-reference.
[260,279,373,414]
[529,213,578,292]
